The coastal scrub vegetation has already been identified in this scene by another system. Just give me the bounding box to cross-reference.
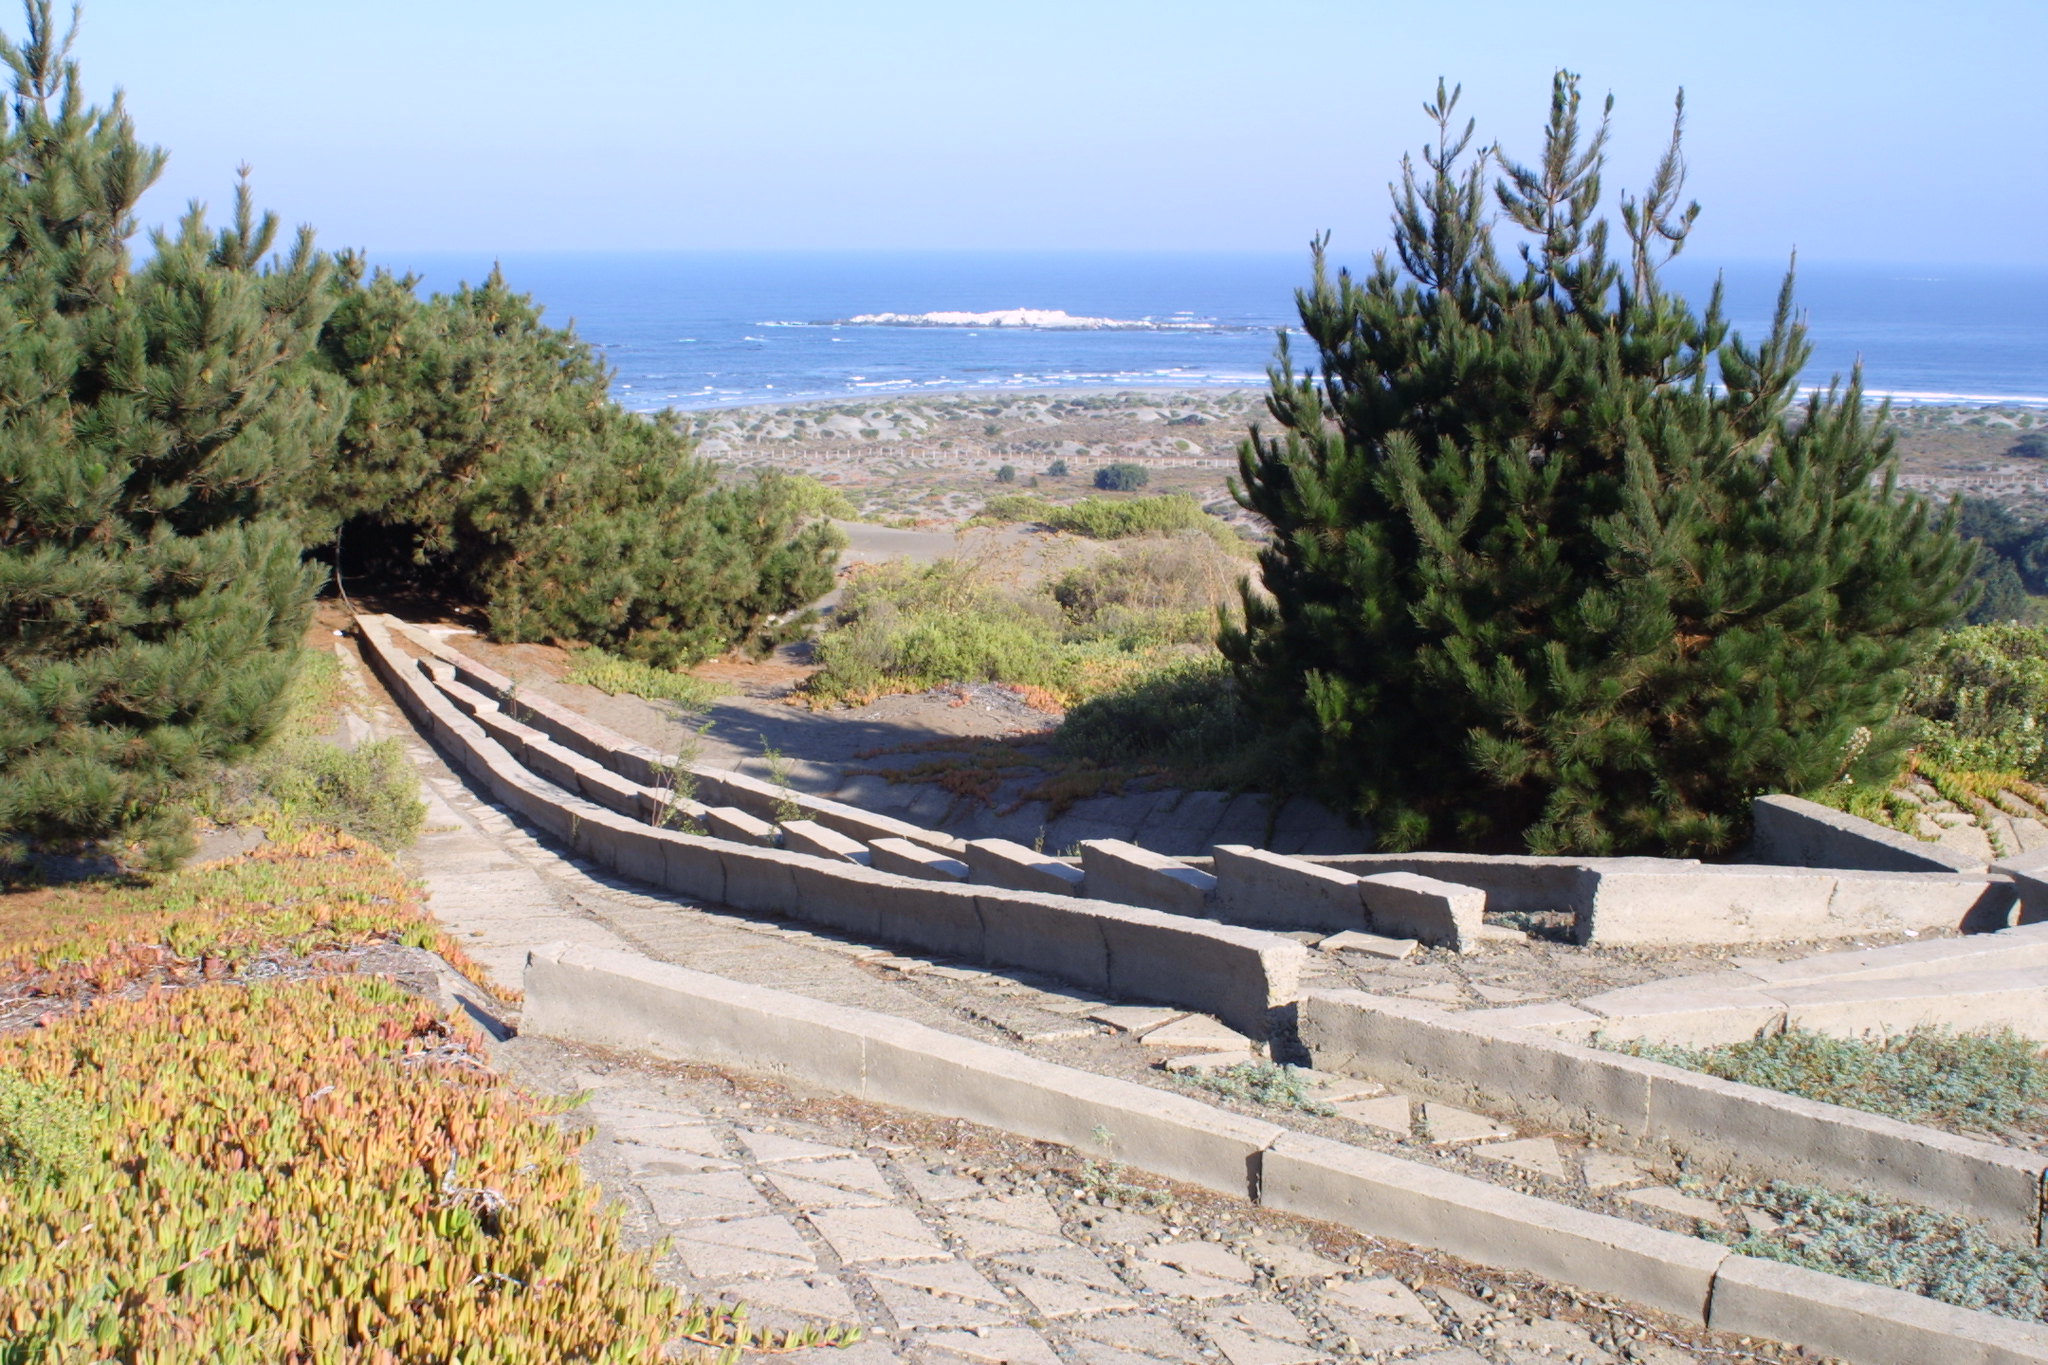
[805,534,1241,707]
[1222,75,1971,855]
[0,1,835,862]
[975,491,1248,552]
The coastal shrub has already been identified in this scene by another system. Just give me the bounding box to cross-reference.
[1056,658,1261,783]
[1901,625,2048,778]
[1224,76,1970,856]
[975,492,1242,548]
[1047,458,1071,477]
[1094,461,1151,491]
[0,8,343,868]
[805,549,1233,708]
[564,647,734,710]
[1607,1026,2048,1139]
[996,463,1018,483]
[238,653,426,852]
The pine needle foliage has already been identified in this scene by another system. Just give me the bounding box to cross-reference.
[0,3,343,867]
[310,261,840,667]
[1223,75,1972,855]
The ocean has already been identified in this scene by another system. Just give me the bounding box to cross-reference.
[385,250,2048,414]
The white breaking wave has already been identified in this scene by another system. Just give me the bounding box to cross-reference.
[815,308,1225,331]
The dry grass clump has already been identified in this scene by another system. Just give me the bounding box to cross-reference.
[0,976,680,1361]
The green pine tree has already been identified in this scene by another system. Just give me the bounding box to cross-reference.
[311,263,838,666]
[0,2,342,865]
[1223,74,1972,856]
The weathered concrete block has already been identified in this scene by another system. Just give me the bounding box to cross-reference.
[974,888,1111,995]
[1769,968,2048,1043]
[710,767,968,855]
[780,818,871,865]
[858,1016,1279,1197]
[1357,871,1484,952]
[658,829,727,903]
[1097,907,1304,1039]
[964,838,1087,897]
[1211,845,1371,932]
[1316,851,1608,916]
[1743,922,2048,986]
[1751,793,1988,874]
[869,837,970,882]
[1707,1252,2048,1365]
[1576,866,1838,945]
[523,942,867,1093]
[1299,992,1653,1148]
[703,805,777,846]
[1260,1132,1725,1323]
[1825,870,2017,935]
[571,807,668,886]
[1080,839,1215,917]
[716,844,805,915]
[1573,989,1786,1047]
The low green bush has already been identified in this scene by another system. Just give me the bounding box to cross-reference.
[1903,625,2048,777]
[1094,461,1150,491]
[1607,1026,2048,1138]
[1696,1176,2048,1322]
[1056,657,1261,784]
[563,647,733,709]
[255,738,426,852]
[974,492,1244,551]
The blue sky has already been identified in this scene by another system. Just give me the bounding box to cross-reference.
[59,0,2048,266]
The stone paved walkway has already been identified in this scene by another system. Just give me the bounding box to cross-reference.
[525,1042,1699,1365]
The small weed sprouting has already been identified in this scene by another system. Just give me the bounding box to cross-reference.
[1178,1061,1337,1117]
[1606,1026,2048,1140]
[762,744,803,824]
[1686,1174,2048,1323]
[1075,1159,1171,1209]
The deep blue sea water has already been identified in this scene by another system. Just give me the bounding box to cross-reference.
[385,250,2048,413]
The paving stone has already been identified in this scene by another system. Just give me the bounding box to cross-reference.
[946,1214,1069,1258]
[1073,1208,1165,1246]
[1287,1067,1385,1102]
[1019,1025,1099,1043]
[1131,1259,1245,1301]
[1321,1275,1440,1326]
[1469,983,1547,1004]
[901,1165,987,1204]
[866,1278,1014,1331]
[1203,1302,1321,1365]
[607,1123,733,1160]
[674,1214,817,1280]
[866,1258,1010,1305]
[1431,1287,1495,1326]
[1065,1311,1205,1360]
[783,1155,897,1197]
[1419,1101,1510,1145]
[1493,1316,1617,1363]
[1579,1150,1654,1191]
[1620,1185,1731,1227]
[1321,1315,1457,1357]
[1139,1013,1254,1050]
[1139,1239,1256,1284]
[610,1139,737,1175]
[734,1273,862,1323]
[1399,982,1470,1005]
[1318,930,1419,959]
[740,1130,857,1165]
[1333,1093,1413,1135]
[1162,1050,1255,1073]
[1403,1348,1490,1365]
[769,1168,895,1210]
[642,1168,773,1224]
[949,1192,1066,1234]
[1469,1136,1569,1179]
[1239,1236,1350,1281]
[1087,1005,1186,1033]
[1032,990,1116,1016]
[921,1327,1063,1365]
[992,1247,1137,1319]
[809,1206,951,1263]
